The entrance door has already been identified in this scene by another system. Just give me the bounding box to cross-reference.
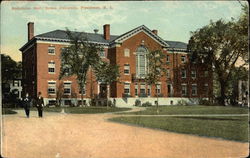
[99,84,107,98]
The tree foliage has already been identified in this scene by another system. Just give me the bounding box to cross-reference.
[59,29,102,106]
[187,5,248,105]
[94,61,120,107]
[1,54,22,83]
[145,50,166,113]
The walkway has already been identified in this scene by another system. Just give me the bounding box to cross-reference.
[1,110,248,158]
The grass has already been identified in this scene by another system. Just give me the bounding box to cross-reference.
[30,106,131,114]
[2,108,17,115]
[110,116,249,142]
[63,106,131,114]
[110,105,249,142]
[126,105,249,115]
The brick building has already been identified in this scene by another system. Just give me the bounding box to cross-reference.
[20,22,212,106]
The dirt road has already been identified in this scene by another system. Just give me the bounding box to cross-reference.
[2,110,248,158]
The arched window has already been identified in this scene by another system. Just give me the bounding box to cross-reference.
[136,46,148,78]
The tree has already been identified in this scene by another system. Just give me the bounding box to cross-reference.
[94,61,120,108]
[1,54,21,84]
[227,66,248,105]
[59,29,102,107]
[56,81,64,107]
[145,50,166,114]
[187,5,248,105]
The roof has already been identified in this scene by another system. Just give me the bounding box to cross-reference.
[36,30,119,44]
[165,40,187,50]
[20,25,187,52]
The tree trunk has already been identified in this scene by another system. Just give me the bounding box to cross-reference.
[106,84,109,109]
[156,84,159,114]
[219,81,227,106]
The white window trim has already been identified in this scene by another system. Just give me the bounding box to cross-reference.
[191,84,198,96]
[166,55,170,63]
[63,81,72,95]
[124,83,130,94]
[48,61,56,74]
[48,81,56,95]
[124,48,130,57]
[48,46,56,55]
[191,70,196,79]
[99,50,106,58]
[124,64,130,75]
[181,56,186,63]
[181,84,187,96]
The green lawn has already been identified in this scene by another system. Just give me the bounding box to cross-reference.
[3,106,131,114]
[110,105,249,142]
[33,106,131,114]
[126,105,249,115]
[110,116,249,142]
[63,107,131,114]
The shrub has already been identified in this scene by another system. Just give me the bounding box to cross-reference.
[141,102,152,107]
[177,99,190,106]
[134,99,141,106]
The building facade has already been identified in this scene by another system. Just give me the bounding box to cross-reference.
[20,22,213,107]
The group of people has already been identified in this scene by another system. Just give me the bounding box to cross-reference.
[22,92,44,118]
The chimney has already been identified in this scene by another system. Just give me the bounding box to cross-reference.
[28,22,34,41]
[94,29,99,34]
[152,30,158,35]
[103,24,110,40]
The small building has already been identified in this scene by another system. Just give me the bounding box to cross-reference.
[9,79,22,99]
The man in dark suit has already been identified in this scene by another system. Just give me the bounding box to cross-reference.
[36,92,44,118]
[22,92,31,118]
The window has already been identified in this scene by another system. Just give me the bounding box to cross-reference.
[192,84,197,96]
[155,84,161,94]
[79,86,86,95]
[136,46,148,78]
[64,100,71,106]
[181,56,186,63]
[191,70,196,78]
[166,69,171,78]
[147,85,151,96]
[166,55,170,63]
[181,84,187,96]
[181,69,186,78]
[140,83,146,96]
[13,80,19,87]
[64,82,71,95]
[48,46,55,55]
[167,84,172,96]
[135,84,138,96]
[204,84,209,95]
[99,51,105,58]
[124,64,130,75]
[124,48,130,57]
[124,83,130,94]
[48,81,56,95]
[48,61,55,74]
[204,71,209,77]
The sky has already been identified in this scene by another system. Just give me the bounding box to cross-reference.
[1,1,247,62]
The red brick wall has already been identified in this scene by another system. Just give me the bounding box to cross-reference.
[35,42,101,99]
[22,31,212,101]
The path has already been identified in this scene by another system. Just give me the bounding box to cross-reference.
[1,110,248,158]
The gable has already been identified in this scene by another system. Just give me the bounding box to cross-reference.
[110,25,169,48]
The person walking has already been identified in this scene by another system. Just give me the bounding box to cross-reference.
[36,92,44,118]
[22,92,31,118]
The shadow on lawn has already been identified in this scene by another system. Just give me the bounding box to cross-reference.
[175,116,243,121]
